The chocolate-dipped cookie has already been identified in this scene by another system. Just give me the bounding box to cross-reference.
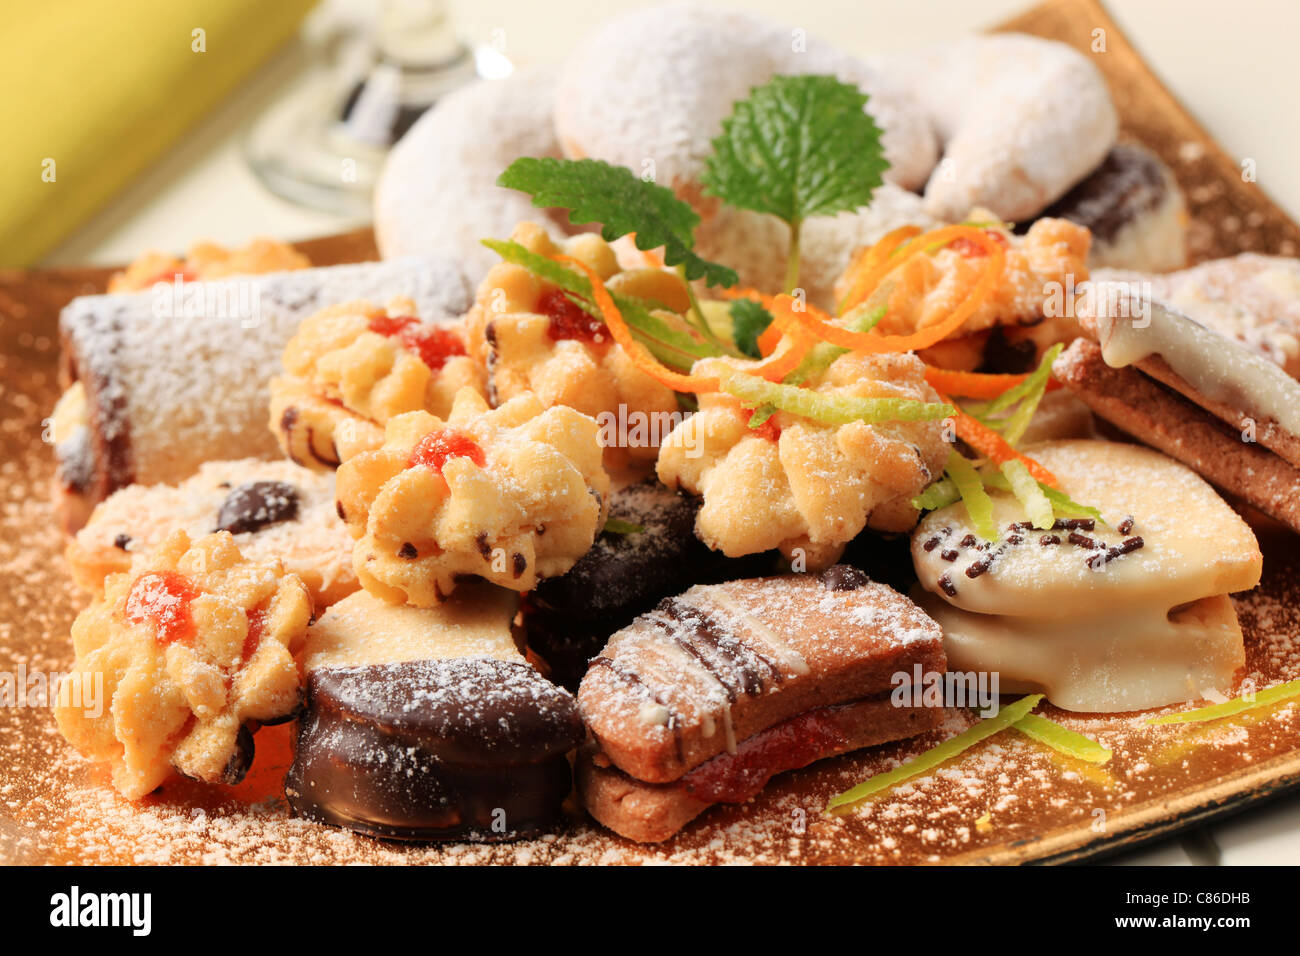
[526,478,775,688]
[285,583,584,842]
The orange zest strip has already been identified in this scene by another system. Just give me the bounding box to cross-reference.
[925,366,1030,399]
[801,225,1004,353]
[554,257,813,394]
[836,224,923,315]
[555,255,720,393]
[924,365,1062,398]
[746,296,815,381]
[936,389,1059,487]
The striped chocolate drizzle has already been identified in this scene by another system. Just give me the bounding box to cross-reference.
[649,597,782,701]
[588,656,684,758]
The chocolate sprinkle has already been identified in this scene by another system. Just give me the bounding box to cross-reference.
[1040,534,1061,546]
[1118,516,1135,535]
[112,533,131,550]
[938,573,957,597]
[1087,535,1146,570]
[1068,531,1100,550]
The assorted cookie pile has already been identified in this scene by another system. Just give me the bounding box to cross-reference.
[46,4,1300,849]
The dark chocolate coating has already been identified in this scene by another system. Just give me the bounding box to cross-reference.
[526,480,776,684]
[1025,142,1169,243]
[531,479,775,623]
[215,480,300,535]
[286,658,584,842]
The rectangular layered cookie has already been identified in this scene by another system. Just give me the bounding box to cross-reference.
[52,256,470,531]
[575,567,946,842]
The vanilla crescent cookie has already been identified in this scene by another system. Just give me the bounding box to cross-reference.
[335,388,610,605]
[656,352,949,567]
[269,298,484,470]
[553,3,937,196]
[54,530,312,799]
[374,65,575,278]
[468,222,682,464]
[870,33,1119,221]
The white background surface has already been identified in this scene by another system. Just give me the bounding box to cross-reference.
[38,0,1300,865]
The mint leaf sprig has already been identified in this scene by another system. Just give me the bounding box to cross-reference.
[497,157,738,349]
[702,74,890,295]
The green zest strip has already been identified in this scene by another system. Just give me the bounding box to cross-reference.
[999,344,1063,445]
[482,239,725,370]
[1000,459,1053,530]
[784,304,886,386]
[1146,679,1300,726]
[723,373,953,426]
[1013,713,1112,764]
[946,451,998,542]
[982,470,1104,524]
[602,518,645,535]
[912,476,958,512]
[826,694,1044,813]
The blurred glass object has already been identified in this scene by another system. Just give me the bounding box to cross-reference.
[245,0,507,215]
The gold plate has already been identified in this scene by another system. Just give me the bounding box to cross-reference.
[2,0,1299,864]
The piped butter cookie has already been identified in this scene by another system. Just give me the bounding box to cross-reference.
[54,530,312,799]
[656,351,949,568]
[467,222,682,464]
[269,298,485,470]
[910,439,1262,712]
[335,387,610,605]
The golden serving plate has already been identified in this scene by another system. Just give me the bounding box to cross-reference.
[2,0,1297,864]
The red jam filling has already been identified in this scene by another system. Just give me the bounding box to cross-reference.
[950,229,1010,258]
[241,607,268,665]
[539,289,605,343]
[679,706,851,804]
[125,571,200,645]
[743,408,781,442]
[368,314,467,371]
[407,428,486,474]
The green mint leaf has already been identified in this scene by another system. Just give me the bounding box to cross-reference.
[702,74,890,228]
[728,298,774,358]
[497,157,737,287]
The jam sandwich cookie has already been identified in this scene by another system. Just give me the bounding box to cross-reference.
[108,237,309,292]
[269,298,484,471]
[54,530,312,799]
[1029,143,1188,273]
[52,256,471,531]
[65,459,357,609]
[525,477,775,689]
[911,440,1262,713]
[656,350,950,569]
[1055,288,1300,533]
[1092,254,1300,377]
[285,584,584,842]
[466,222,681,466]
[575,568,946,842]
[335,387,610,605]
